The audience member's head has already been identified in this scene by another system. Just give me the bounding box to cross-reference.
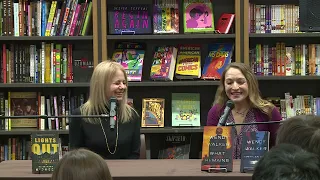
[252,143,320,180]
[51,148,112,180]
[276,115,320,156]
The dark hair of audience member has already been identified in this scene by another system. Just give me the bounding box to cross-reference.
[276,115,320,156]
[51,148,112,180]
[252,143,320,180]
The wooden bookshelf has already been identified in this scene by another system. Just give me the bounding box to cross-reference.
[0,36,94,41]
[107,34,236,40]
[2,0,320,161]
[0,127,204,135]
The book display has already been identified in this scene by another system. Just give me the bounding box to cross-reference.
[0,0,319,177]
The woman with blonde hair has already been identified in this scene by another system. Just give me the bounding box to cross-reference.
[51,148,113,180]
[69,60,140,159]
[206,62,281,159]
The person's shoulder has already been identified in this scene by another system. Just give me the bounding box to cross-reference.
[209,104,224,114]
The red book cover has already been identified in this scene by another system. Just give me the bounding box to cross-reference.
[216,13,235,34]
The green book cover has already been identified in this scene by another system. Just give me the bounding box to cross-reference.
[171,93,200,126]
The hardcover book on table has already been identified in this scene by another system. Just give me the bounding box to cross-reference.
[31,133,59,174]
[201,126,234,172]
[240,131,270,173]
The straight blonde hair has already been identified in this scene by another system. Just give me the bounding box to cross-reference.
[51,148,112,180]
[214,62,274,118]
[81,60,136,124]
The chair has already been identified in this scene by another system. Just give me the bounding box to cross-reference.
[140,134,146,159]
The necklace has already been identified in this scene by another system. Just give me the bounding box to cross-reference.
[99,115,119,155]
[235,108,249,117]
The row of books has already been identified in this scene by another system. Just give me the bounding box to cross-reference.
[108,1,235,35]
[249,4,300,34]
[112,42,234,81]
[0,0,93,37]
[0,136,68,162]
[1,43,93,84]
[0,91,88,131]
[0,127,270,174]
[266,93,320,121]
[250,43,320,76]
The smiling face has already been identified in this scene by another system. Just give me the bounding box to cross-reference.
[109,69,127,101]
[224,67,249,103]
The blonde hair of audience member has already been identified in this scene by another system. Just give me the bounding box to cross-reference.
[51,148,112,180]
[213,62,274,118]
[80,60,135,124]
[276,115,320,156]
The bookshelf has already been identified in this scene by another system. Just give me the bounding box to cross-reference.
[1,0,320,162]
[102,0,240,159]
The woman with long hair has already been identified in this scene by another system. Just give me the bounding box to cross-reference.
[207,62,282,159]
[69,60,140,159]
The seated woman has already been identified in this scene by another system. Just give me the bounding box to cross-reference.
[69,60,140,159]
[276,115,320,157]
[206,62,282,159]
[51,148,112,180]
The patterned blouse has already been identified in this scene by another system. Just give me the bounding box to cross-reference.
[226,108,258,159]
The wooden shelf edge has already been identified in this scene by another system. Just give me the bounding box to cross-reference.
[256,76,320,80]
[0,77,319,88]
[249,33,320,38]
[0,127,205,135]
[0,36,93,41]
[107,34,236,40]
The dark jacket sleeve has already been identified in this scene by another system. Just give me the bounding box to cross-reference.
[128,111,141,159]
[69,108,85,150]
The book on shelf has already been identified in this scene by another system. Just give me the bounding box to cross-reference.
[107,4,152,35]
[249,4,299,34]
[1,0,93,36]
[250,43,320,76]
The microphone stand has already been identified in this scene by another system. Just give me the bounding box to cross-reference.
[0,114,110,119]
[226,120,285,126]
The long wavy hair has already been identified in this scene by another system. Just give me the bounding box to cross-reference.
[213,62,274,118]
[80,60,136,124]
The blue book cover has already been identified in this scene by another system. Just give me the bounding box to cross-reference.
[240,131,270,173]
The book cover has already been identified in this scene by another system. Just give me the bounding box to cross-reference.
[150,46,177,81]
[112,42,145,81]
[175,44,201,79]
[153,0,179,34]
[216,13,235,34]
[31,133,59,174]
[158,133,191,159]
[171,93,200,127]
[183,0,215,33]
[201,126,234,172]
[9,92,38,128]
[240,131,270,173]
[108,5,152,34]
[201,43,234,80]
[141,98,165,127]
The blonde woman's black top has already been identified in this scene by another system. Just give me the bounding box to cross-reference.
[69,107,141,159]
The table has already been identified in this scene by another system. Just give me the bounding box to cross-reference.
[0,159,252,180]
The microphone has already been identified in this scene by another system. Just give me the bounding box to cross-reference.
[109,97,117,129]
[217,100,235,126]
